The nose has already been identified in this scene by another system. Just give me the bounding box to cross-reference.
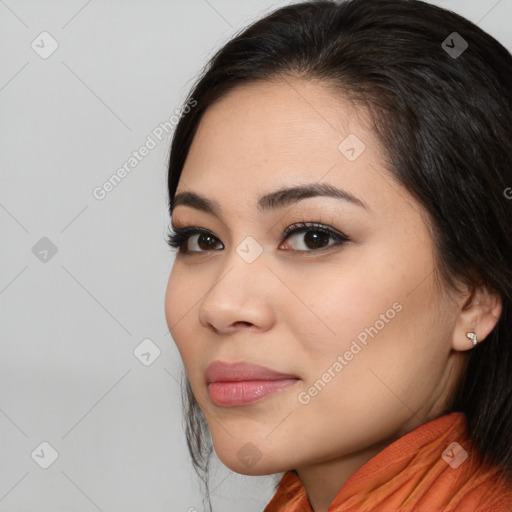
[197,251,276,335]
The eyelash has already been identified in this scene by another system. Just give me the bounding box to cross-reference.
[165,221,350,255]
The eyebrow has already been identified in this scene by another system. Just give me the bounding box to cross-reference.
[170,182,367,217]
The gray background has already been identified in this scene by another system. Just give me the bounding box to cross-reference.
[1,1,510,511]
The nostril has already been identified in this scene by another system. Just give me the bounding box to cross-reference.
[233,321,252,328]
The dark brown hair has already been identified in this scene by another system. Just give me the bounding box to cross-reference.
[167,1,512,509]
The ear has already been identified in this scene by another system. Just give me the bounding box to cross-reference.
[452,283,502,351]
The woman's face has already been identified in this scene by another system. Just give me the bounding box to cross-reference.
[165,78,469,476]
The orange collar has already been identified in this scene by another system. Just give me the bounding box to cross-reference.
[264,412,512,512]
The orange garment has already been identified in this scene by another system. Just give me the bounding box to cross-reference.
[264,412,512,512]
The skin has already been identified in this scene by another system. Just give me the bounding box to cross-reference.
[164,78,502,512]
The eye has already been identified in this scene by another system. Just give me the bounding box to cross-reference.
[279,222,349,252]
[166,222,350,255]
[166,226,223,254]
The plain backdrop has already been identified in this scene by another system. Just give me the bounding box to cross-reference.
[1,1,510,511]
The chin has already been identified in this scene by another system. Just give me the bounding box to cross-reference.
[213,442,289,476]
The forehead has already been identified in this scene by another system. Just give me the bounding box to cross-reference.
[177,78,408,219]
[184,79,372,170]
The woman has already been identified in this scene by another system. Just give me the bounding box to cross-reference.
[164,0,512,510]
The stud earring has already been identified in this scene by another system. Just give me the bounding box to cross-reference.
[466,332,478,347]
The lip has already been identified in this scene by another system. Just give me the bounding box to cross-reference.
[205,361,300,407]
[205,361,298,383]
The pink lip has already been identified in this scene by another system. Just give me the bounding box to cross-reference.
[205,361,298,383]
[205,361,300,407]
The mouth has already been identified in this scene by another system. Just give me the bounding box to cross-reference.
[205,360,300,407]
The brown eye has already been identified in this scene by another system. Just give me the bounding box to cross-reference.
[283,229,333,251]
[167,223,348,255]
[196,234,221,251]
[303,230,331,249]
[166,226,225,254]
[187,233,223,252]
[280,223,349,252]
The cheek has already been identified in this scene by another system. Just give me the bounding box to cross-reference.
[274,253,405,362]
[280,240,439,381]
[164,269,180,332]
[164,266,199,360]
[291,250,448,409]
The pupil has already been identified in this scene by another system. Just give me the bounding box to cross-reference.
[198,234,216,250]
[305,231,328,249]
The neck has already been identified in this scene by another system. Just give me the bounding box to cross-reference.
[294,428,408,512]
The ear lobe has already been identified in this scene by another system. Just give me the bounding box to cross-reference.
[451,284,503,352]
